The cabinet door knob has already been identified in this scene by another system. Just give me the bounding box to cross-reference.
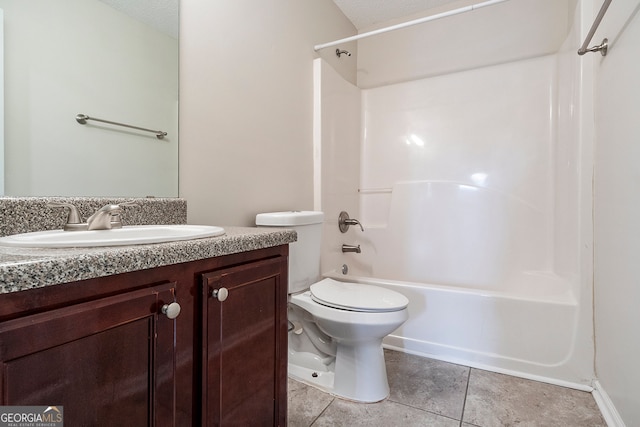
[161,302,181,319]
[211,287,229,302]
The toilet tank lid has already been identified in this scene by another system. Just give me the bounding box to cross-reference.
[256,211,324,226]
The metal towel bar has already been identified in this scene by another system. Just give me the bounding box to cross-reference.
[76,114,167,139]
[578,0,612,56]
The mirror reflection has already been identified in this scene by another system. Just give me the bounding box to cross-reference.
[0,0,179,197]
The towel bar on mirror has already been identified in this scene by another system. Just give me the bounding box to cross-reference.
[76,114,167,139]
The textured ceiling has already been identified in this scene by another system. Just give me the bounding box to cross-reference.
[98,0,178,39]
[332,0,476,30]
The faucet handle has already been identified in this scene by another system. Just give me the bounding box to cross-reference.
[47,202,86,231]
[86,204,122,230]
[110,200,139,229]
[338,211,364,233]
[344,218,364,231]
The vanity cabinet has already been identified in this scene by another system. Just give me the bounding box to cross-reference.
[0,245,289,426]
[201,257,288,426]
[0,282,178,426]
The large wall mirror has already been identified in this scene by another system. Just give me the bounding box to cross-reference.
[0,0,179,197]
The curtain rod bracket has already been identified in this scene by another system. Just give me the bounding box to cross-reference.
[577,0,611,56]
[578,38,608,56]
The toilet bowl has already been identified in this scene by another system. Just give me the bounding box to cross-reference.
[291,278,408,402]
[255,211,409,402]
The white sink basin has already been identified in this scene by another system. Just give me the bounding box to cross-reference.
[0,225,225,248]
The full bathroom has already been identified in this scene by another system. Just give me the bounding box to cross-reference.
[0,0,639,426]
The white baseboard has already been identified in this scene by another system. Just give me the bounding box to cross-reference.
[592,380,626,427]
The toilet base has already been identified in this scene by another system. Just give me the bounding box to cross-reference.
[332,339,390,402]
[288,341,390,403]
[288,355,335,391]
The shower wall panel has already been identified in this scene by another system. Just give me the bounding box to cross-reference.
[313,59,361,275]
[359,55,557,284]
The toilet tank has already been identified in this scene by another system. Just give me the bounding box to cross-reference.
[256,211,324,294]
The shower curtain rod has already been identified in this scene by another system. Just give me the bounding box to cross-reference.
[313,0,511,51]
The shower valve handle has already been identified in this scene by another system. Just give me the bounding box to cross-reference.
[338,211,364,233]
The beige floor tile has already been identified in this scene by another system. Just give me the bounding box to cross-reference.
[288,350,606,427]
[312,398,460,427]
[288,379,334,427]
[462,369,607,427]
[385,349,470,419]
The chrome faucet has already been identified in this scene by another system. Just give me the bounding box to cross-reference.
[342,244,361,254]
[86,204,123,230]
[48,201,139,231]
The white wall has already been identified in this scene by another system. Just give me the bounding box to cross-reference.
[593,0,640,424]
[0,0,178,197]
[179,0,357,226]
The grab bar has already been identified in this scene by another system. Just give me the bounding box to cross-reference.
[578,0,611,56]
[358,187,393,194]
[76,114,168,139]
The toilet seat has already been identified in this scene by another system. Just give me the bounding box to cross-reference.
[310,278,408,313]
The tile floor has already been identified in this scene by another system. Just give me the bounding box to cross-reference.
[288,349,607,426]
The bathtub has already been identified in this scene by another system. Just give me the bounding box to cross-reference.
[323,267,584,388]
[319,180,589,385]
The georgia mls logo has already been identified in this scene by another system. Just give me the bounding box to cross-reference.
[0,406,64,426]
[43,407,62,420]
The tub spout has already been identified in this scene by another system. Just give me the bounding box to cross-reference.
[342,244,361,253]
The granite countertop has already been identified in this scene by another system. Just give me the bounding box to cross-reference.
[0,227,296,294]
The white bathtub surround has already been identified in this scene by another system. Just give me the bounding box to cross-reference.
[315,0,595,389]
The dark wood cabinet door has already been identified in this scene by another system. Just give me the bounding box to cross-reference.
[0,282,178,427]
[202,257,287,427]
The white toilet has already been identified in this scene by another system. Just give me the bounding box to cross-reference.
[256,211,408,402]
